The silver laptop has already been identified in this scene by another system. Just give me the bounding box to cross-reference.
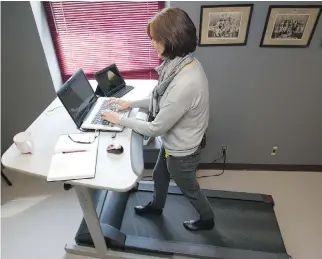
[57,68,130,132]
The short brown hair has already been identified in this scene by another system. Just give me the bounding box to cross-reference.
[148,7,197,59]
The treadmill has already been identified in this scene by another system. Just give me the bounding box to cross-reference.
[75,183,291,259]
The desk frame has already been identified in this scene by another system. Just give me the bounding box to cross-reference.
[74,186,108,256]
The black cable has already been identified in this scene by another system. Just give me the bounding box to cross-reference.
[46,105,63,112]
[196,151,226,178]
[211,154,224,164]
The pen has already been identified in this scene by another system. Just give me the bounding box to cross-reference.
[62,150,88,154]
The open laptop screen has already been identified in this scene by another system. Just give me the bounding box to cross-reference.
[57,69,97,128]
[95,64,125,96]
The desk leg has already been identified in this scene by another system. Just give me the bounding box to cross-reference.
[74,185,108,257]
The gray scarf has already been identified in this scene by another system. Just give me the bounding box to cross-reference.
[149,53,195,118]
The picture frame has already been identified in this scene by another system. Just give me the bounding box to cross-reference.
[260,5,322,47]
[198,4,254,46]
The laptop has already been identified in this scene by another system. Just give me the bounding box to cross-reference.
[94,63,134,98]
[57,68,130,132]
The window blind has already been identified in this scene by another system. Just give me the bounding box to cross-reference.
[44,1,164,81]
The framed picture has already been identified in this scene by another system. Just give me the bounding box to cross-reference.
[198,4,253,46]
[260,5,322,47]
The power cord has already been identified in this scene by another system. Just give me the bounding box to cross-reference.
[196,149,226,178]
[45,105,63,115]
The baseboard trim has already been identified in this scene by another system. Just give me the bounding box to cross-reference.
[144,163,322,172]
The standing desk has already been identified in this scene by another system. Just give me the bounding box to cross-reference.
[1,79,162,259]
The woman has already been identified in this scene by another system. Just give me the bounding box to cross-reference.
[101,7,214,231]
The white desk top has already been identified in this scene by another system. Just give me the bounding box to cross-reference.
[1,80,156,191]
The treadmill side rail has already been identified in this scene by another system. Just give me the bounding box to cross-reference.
[125,235,291,259]
[66,241,292,259]
[138,183,274,204]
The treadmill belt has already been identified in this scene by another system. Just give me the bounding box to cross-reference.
[122,191,286,254]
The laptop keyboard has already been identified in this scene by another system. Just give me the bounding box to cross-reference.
[91,101,130,126]
[111,85,134,98]
[91,85,134,126]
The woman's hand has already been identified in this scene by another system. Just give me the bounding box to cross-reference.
[101,110,121,124]
[107,98,130,111]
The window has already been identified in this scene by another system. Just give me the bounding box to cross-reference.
[44,1,164,82]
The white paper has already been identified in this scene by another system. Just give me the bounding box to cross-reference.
[47,133,98,182]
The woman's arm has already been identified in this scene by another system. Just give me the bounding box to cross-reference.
[120,99,188,137]
[129,97,150,109]
[120,85,192,137]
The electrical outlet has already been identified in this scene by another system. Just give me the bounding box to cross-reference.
[221,146,228,155]
[271,146,278,156]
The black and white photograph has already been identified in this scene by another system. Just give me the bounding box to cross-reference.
[199,4,253,46]
[207,12,242,39]
[261,6,322,47]
[271,14,309,39]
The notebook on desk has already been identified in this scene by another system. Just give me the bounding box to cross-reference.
[47,133,99,182]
